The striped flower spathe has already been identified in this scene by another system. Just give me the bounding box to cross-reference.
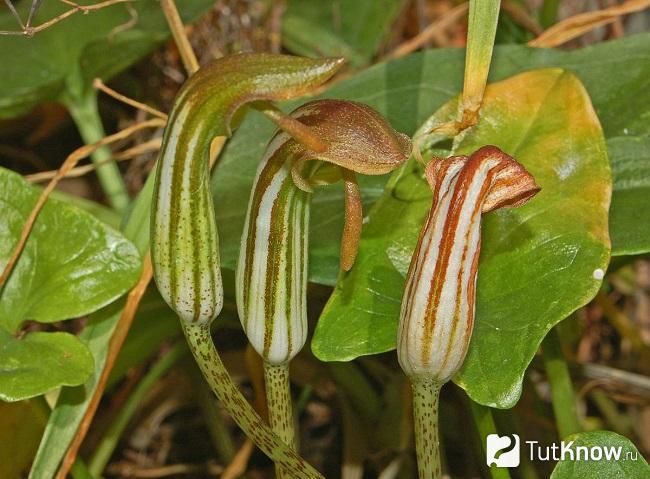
[237,99,411,364]
[397,146,540,382]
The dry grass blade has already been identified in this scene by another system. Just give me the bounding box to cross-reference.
[385,2,468,60]
[529,0,650,47]
[94,78,169,120]
[56,255,154,479]
[25,138,163,183]
[0,118,165,291]
[0,0,134,36]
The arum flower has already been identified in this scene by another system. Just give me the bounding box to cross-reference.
[237,99,411,475]
[397,145,540,478]
[238,99,411,365]
[150,53,347,478]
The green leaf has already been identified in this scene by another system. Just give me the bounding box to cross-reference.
[550,431,650,479]
[214,34,650,287]
[313,69,611,408]
[0,0,214,118]
[0,166,140,401]
[0,330,94,402]
[282,0,404,67]
[0,167,141,333]
[608,136,650,256]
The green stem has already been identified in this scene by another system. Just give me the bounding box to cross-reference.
[70,460,93,479]
[329,362,381,423]
[181,322,324,479]
[411,377,442,479]
[469,401,513,479]
[264,362,297,479]
[88,342,187,476]
[190,363,237,464]
[66,90,130,212]
[542,327,581,439]
[539,0,560,28]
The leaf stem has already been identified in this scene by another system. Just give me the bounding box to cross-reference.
[264,362,297,479]
[181,322,324,479]
[88,341,187,476]
[411,378,442,479]
[542,327,581,439]
[468,400,512,479]
[67,91,130,212]
[539,0,560,28]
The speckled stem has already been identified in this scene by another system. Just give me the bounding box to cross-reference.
[181,322,323,479]
[264,362,296,479]
[412,378,442,479]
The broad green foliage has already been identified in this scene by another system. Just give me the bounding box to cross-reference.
[282,0,404,67]
[213,34,650,287]
[550,431,650,479]
[313,69,611,408]
[608,136,650,255]
[0,167,140,400]
[0,168,141,332]
[0,331,94,402]
[0,0,214,118]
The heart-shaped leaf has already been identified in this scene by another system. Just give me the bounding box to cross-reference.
[550,431,650,479]
[312,69,611,408]
[0,167,141,399]
[608,136,650,256]
[0,168,142,332]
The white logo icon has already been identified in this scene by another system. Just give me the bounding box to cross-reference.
[486,434,520,468]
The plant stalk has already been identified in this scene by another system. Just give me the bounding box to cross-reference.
[67,91,130,212]
[468,400,513,479]
[264,362,297,479]
[542,327,581,439]
[411,377,442,479]
[181,322,324,479]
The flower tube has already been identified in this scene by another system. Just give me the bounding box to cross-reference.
[237,99,411,477]
[397,145,540,478]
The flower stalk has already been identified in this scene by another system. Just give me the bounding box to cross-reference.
[236,99,411,477]
[397,146,540,478]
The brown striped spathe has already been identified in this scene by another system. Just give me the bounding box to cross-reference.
[237,100,411,364]
[397,146,540,382]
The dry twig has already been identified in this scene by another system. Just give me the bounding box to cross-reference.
[529,0,650,47]
[0,0,134,36]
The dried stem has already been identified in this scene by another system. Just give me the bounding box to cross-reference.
[384,3,469,60]
[0,0,134,36]
[0,118,164,291]
[25,138,162,183]
[94,78,169,120]
[160,0,199,74]
[529,0,650,47]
